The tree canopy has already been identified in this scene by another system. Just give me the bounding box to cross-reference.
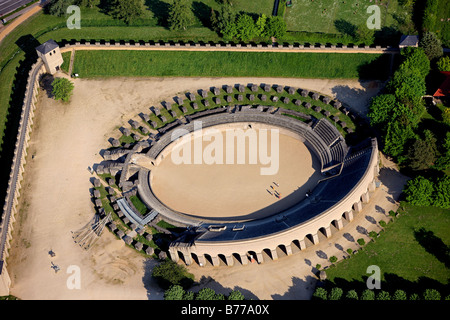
[52,77,74,102]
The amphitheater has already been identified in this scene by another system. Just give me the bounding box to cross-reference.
[95,83,380,268]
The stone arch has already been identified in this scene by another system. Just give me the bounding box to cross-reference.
[276,244,289,258]
[204,253,214,267]
[232,253,244,265]
[218,254,227,266]
[305,234,316,247]
[191,252,200,266]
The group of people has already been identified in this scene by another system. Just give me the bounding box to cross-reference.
[266,182,282,199]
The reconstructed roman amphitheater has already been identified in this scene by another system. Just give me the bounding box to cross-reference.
[93,83,380,268]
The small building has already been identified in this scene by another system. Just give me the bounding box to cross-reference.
[399,35,419,49]
[35,39,63,74]
[433,71,450,102]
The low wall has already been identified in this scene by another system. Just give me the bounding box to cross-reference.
[58,40,398,54]
[0,58,44,296]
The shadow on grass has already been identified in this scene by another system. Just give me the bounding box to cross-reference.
[145,0,170,28]
[0,34,39,212]
[414,227,450,268]
[324,273,450,296]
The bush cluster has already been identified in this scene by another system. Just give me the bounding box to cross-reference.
[312,287,449,301]
[164,285,245,301]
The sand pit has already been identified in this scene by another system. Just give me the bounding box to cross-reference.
[6,76,380,300]
[151,124,322,221]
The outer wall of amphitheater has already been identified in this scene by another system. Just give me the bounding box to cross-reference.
[169,139,380,267]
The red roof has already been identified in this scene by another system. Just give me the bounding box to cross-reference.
[433,71,450,97]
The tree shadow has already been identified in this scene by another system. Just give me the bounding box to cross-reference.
[271,276,317,300]
[142,258,165,300]
[0,34,41,212]
[189,275,259,300]
[145,0,170,28]
[357,54,391,80]
[324,273,450,296]
[192,1,212,28]
[414,227,450,268]
[334,19,356,38]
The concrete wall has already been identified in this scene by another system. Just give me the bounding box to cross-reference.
[0,59,45,296]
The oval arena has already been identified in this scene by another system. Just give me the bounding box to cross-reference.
[96,84,380,267]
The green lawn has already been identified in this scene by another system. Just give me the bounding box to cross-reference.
[284,0,405,34]
[72,50,390,79]
[325,202,450,293]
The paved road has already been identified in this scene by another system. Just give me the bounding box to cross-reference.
[0,0,34,16]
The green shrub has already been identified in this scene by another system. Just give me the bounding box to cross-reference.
[312,287,328,300]
[328,287,343,300]
[228,290,245,300]
[376,290,391,300]
[152,259,195,290]
[409,293,420,300]
[164,285,186,300]
[345,290,358,300]
[437,56,450,71]
[423,289,441,300]
[52,77,74,103]
[360,289,375,300]
[393,290,407,300]
[357,238,365,246]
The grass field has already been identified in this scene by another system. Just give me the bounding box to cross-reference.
[72,50,390,79]
[325,202,450,293]
[284,0,405,34]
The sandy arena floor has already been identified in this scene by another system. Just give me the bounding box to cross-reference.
[151,125,322,221]
[6,76,386,300]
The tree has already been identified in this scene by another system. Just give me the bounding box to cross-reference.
[357,238,365,247]
[368,94,397,128]
[164,285,186,300]
[264,16,287,39]
[196,288,220,300]
[312,287,328,300]
[400,47,431,79]
[329,256,338,264]
[355,25,375,45]
[376,290,391,300]
[47,0,74,17]
[434,176,450,209]
[76,0,99,8]
[419,32,443,62]
[345,289,358,300]
[423,289,441,300]
[167,0,194,31]
[214,3,236,39]
[328,287,343,300]
[437,56,450,72]
[404,176,434,206]
[152,259,194,290]
[442,108,450,125]
[387,67,426,107]
[235,14,259,42]
[407,138,437,171]
[383,121,416,159]
[256,14,267,37]
[360,289,375,300]
[435,132,450,170]
[393,290,408,300]
[228,290,245,300]
[109,0,144,24]
[52,77,74,102]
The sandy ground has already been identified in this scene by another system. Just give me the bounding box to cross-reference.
[151,127,321,221]
[6,75,395,300]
